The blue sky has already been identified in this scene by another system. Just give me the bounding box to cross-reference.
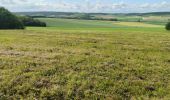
[0,0,170,13]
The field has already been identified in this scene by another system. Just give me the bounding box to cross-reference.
[37,18,164,28]
[18,12,170,25]
[0,18,170,99]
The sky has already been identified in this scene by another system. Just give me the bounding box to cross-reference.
[0,0,170,13]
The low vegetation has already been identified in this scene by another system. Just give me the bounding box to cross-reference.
[165,22,170,30]
[0,17,170,99]
[19,16,46,27]
[114,22,162,28]
[37,18,163,29]
[0,7,24,29]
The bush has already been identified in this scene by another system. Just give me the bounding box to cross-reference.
[19,16,46,27]
[165,22,170,30]
[0,7,24,29]
[109,18,118,21]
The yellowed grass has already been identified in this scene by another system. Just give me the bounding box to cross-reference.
[114,22,162,27]
[143,16,170,21]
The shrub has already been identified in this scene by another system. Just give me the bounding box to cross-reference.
[19,16,46,27]
[165,22,170,30]
[0,7,24,29]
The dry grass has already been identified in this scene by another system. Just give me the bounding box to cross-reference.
[0,28,170,99]
[114,22,163,27]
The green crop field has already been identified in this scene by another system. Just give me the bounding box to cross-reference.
[0,18,170,99]
[37,18,122,28]
[37,18,164,28]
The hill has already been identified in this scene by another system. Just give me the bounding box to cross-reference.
[15,11,170,18]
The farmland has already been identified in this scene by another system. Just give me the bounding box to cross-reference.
[0,18,170,99]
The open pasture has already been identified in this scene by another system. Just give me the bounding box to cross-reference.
[0,18,170,99]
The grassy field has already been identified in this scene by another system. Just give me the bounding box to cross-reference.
[93,14,169,25]
[37,18,163,28]
[37,18,122,28]
[113,22,163,28]
[0,18,170,99]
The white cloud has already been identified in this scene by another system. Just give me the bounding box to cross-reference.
[140,1,170,9]
[0,0,170,12]
[112,2,127,9]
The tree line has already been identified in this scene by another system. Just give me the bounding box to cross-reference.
[0,7,46,29]
[19,16,46,27]
[0,7,24,29]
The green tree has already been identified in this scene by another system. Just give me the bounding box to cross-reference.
[165,22,170,30]
[19,16,46,27]
[0,7,24,29]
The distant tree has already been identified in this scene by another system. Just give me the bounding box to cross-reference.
[0,7,24,29]
[166,22,170,30]
[19,16,46,27]
[80,14,91,20]
[137,19,141,22]
[109,18,118,21]
[74,13,92,20]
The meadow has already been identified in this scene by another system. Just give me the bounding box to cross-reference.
[0,18,170,99]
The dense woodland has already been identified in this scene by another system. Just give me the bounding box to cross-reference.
[0,7,46,29]
[0,7,24,29]
[19,16,46,27]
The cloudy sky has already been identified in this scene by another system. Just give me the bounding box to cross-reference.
[0,0,170,13]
